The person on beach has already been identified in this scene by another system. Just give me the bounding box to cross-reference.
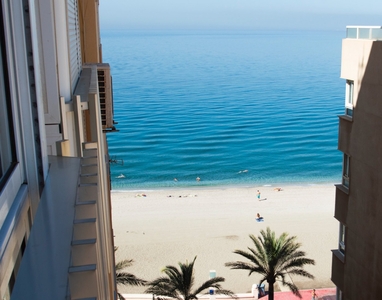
[257,190,261,200]
[311,289,318,300]
[256,213,264,222]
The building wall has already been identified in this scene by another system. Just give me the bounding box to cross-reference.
[0,0,116,298]
[78,0,102,63]
[0,189,31,299]
[0,0,41,296]
[333,36,382,300]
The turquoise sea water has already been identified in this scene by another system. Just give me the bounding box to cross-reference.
[101,30,344,190]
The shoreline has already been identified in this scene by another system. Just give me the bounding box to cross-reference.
[112,184,337,294]
[111,180,339,193]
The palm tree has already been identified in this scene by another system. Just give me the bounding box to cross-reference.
[225,227,315,300]
[145,256,236,300]
[116,258,147,300]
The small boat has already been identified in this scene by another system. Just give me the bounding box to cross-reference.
[116,173,126,179]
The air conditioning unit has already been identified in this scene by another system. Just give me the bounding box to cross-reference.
[96,63,114,130]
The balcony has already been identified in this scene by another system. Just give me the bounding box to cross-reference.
[12,65,116,299]
[346,26,382,40]
[11,155,81,299]
[331,249,345,291]
[338,115,352,154]
[334,184,349,224]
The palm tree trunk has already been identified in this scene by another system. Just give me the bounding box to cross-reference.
[267,281,274,300]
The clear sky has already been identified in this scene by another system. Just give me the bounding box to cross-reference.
[99,0,382,31]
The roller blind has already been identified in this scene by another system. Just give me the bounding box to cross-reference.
[67,0,82,91]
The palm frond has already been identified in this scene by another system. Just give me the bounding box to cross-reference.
[193,277,223,294]
[145,279,181,300]
[117,291,126,300]
[194,277,237,299]
[116,271,148,286]
[277,279,301,298]
[116,259,134,271]
[115,255,147,293]
[146,257,234,300]
[286,268,315,279]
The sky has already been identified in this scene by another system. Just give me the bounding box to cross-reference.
[99,0,382,31]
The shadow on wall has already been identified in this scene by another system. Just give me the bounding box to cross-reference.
[338,39,382,299]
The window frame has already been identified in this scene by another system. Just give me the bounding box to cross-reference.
[339,223,346,255]
[336,288,343,300]
[0,0,17,189]
[342,154,350,188]
[0,0,45,230]
[345,80,354,117]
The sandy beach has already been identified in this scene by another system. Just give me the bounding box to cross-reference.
[112,184,337,294]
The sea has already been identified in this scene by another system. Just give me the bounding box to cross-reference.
[101,29,345,190]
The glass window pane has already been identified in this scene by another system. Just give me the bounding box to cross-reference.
[371,28,382,40]
[339,223,346,254]
[359,28,370,39]
[342,154,350,188]
[0,20,16,186]
[346,28,357,39]
[345,80,354,107]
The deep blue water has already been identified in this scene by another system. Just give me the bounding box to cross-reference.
[101,30,345,189]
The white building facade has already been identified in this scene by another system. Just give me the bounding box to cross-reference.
[0,0,117,299]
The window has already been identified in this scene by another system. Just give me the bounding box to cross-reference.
[339,223,346,254]
[345,80,354,117]
[0,3,17,190]
[342,154,350,188]
[345,107,353,117]
[68,0,82,90]
[336,288,343,300]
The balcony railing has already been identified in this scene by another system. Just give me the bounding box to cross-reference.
[346,26,382,40]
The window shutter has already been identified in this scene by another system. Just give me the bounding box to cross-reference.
[67,0,82,91]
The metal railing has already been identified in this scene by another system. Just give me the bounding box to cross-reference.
[346,26,382,40]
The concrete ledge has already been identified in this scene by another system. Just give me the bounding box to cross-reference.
[71,243,97,266]
[69,264,96,273]
[11,156,81,300]
[74,218,96,224]
[72,238,96,245]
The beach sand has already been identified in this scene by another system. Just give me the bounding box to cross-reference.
[112,184,337,294]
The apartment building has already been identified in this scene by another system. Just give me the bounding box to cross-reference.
[331,26,382,300]
[0,0,117,299]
